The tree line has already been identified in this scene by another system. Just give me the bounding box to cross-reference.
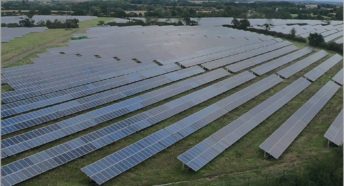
[2,1,342,21]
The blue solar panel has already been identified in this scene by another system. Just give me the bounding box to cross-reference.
[178,77,311,171]
[259,80,340,159]
[1,70,256,185]
[80,74,283,185]
[1,69,231,158]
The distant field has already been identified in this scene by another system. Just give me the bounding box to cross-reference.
[1,21,342,186]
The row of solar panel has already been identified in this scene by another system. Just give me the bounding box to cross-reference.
[4,59,143,89]
[324,110,343,146]
[1,68,233,158]
[177,40,278,68]
[332,69,343,86]
[2,40,272,106]
[225,45,298,72]
[304,54,343,82]
[1,28,271,86]
[178,77,311,171]
[3,39,272,104]
[324,31,343,42]
[178,54,343,171]
[260,80,340,159]
[2,40,291,114]
[79,50,342,183]
[1,66,207,134]
[2,39,278,103]
[2,42,304,117]
[1,70,259,185]
[201,41,292,70]
[80,74,283,185]
[277,50,328,78]
[250,47,313,76]
[2,66,200,118]
[2,63,179,103]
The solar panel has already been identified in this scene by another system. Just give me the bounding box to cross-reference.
[277,50,328,79]
[332,69,343,86]
[304,54,342,82]
[179,40,277,67]
[0,71,257,185]
[225,45,298,72]
[178,77,311,171]
[1,69,237,158]
[324,31,342,42]
[80,74,283,185]
[259,80,340,159]
[250,47,313,76]
[2,64,179,104]
[201,41,292,70]
[1,27,47,42]
[324,110,343,146]
[1,67,206,134]
[1,66,203,118]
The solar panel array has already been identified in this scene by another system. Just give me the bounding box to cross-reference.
[178,77,311,171]
[324,110,343,146]
[304,54,342,82]
[225,45,298,72]
[81,74,283,185]
[1,68,232,158]
[1,27,47,42]
[1,70,258,185]
[252,21,343,43]
[332,68,343,86]
[259,80,340,159]
[1,23,342,186]
[277,50,328,78]
[201,41,292,70]
[2,64,182,117]
[250,47,313,76]
[1,66,206,135]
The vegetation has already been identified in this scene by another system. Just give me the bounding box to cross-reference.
[308,33,325,47]
[1,1,343,20]
[224,23,342,54]
[224,24,307,42]
[45,19,79,29]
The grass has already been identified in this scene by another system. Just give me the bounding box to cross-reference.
[1,17,113,68]
[1,24,342,185]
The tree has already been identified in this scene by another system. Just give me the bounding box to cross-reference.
[290,28,296,37]
[19,18,35,27]
[98,20,105,26]
[231,18,240,27]
[308,33,325,47]
[239,19,250,29]
[263,23,270,31]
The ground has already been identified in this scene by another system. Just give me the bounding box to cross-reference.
[1,18,342,186]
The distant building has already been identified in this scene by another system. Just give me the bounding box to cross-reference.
[305,4,318,9]
[189,0,216,4]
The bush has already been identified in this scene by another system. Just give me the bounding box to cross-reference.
[290,28,296,38]
[239,19,250,29]
[308,33,325,47]
[325,42,343,54]
[98,20,105,26]
[46,19,79,29]
[19,18,35,27]
[6,23,20,27]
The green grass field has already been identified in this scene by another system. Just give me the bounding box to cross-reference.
[1,17,113,68]
[1,22,342,186]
